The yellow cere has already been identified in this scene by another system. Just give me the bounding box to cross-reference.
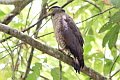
[48,8,54,14]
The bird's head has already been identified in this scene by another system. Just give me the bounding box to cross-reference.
[47,6,65,16]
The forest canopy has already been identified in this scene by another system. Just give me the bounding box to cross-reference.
[0,0,120,80]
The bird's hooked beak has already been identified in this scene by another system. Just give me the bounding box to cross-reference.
[47,6,64,16]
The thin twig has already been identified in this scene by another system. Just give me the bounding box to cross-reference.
[0,53,9,59]
[1,42,15,80]
[37,32,54,38]
[34,3,47,37]
[83,0,101,11]
[4,33,15,80]
[59,60,62,80]
[14,45,22,71]
[48,1,58,7]
[22,48,34,80]
[76,6,115,24]
[34,18,51,35]
[40,75,49,80]
[61,0,74,8]
[110,69,120,79]
[109,46,120,79]
[25,1,33,28]
[109,54,120,77]
[0,42,24,53]
[83,12,100,35]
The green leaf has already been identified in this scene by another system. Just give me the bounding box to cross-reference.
[74,4,90,19]
[14,22,25,28]
[50,67,68,80]
[111,0,120,9]
[51,67,68,80]
[99,22,112,33]
[108,24,120,49]
[33,63,42,70]
[51,67,60,80]
[85,36,95,43]
[62,71,68,80]
[102,24,120,49]
[32,63,42,75]
[4,71,12,78]
[94,59,103,73]
[26,63,42,80]
[104,59,113,76]
[84,44,92,54]
[26,73,37,80]
[109,11,120,23]
[111,48,117,58]
[99,11,120,33]
[91,53,104,59]
[88,27,94,35]
[0,10,5,16]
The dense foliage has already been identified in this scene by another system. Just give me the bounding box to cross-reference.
[0,0,120,80]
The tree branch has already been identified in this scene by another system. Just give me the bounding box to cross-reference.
[61,0,73,8]
[22,47,34,80]
[0,15,48,43]
[0,23,108,80]
[0,0,22,4]
[1,0,33,24]
[76,6,115,24]
[83,0,101,11]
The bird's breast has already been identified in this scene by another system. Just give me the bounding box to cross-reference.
[51,13,66,48]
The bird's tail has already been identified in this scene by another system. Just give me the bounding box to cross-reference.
[73,57,84,73]
[68,46,84,73]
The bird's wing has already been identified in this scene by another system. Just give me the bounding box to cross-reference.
[60,13,84,56]
[60,13,84,72]
[65,14,84,47]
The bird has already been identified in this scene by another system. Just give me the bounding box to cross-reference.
[48,6,84,73]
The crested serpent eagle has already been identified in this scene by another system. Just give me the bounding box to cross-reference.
[48,6,84,73]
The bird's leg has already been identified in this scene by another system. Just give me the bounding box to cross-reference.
[59,48,64,53]
[58,48,66,55]
[67,49,71,56]
[58,45,66,55]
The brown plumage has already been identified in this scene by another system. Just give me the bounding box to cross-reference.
[49,6,84,73]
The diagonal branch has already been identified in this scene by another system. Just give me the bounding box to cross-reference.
[0,0,22,4]
[83,0,101,11]
[0,23,108,80]
[0,0,33,43]
[0,15,48,43]
[76,6,115,24]
[61,0,73,8]
[1,0,33,24]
